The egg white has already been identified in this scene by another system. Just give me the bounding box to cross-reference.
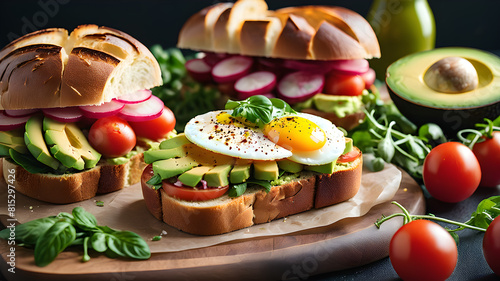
[184,110,293,160]
[284,113,346,166]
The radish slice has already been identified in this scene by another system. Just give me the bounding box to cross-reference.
[277,71,325,104]
[234,71,277,99]
[329,59,369,75]
[185,58,213,83]
[202,52,229,66]
[42,107,84,123]
[4,108,39,117]
[283,59,335,73]
[212,56,254,83]
[79,100,125,119]
[118,95,164,122]
[361,68,376,89]
[0,112,31,131]
[114,89,152,104]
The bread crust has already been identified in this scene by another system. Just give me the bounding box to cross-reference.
[0,24,162,110]
[177,1,380,60]
[2,153,145,204]
[142,153,363,235]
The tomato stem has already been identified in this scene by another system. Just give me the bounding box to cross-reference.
[375,201,488,233]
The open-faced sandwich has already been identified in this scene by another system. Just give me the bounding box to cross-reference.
[141,95,362,235]
[177,0,380,130]
[0,25,176,204]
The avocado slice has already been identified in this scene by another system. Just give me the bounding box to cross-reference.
[178,166,212,187]
[0,128,28,154]
[305,161,336,174]
[204,164,232,187]
[253,161,279,181]
[24,115,60,170]
[277,159,303,174]
[43,117,101,170]
[230,163,252,184]
[386,47,500,132]
[153,156,199,180]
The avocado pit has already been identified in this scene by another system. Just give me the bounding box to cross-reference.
[423,56,479,93]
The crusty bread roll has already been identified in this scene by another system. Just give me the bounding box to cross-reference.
[177,0,380,60]
[2,153,146,204]
[141,154,362,236]
[0,24,162,110]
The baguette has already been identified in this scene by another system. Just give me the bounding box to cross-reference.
[177,1,380,60]
[141,152,362,236]
[3,153,146,204]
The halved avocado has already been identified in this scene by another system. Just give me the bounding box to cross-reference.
[386,47,500,134]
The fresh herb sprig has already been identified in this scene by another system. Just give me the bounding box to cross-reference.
[0,207,150,267]
[225,95,296,127]
[457,116,500,149]
[350,108,433,178]
[376,196,500,242]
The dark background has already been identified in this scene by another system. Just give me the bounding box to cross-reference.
[1,0,500,52]
[1,1,499,281]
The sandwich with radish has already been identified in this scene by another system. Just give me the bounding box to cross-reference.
[178,0,380,131]
[0,25,176,204]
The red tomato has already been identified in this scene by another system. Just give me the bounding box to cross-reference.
[323,72,365,96]
[337,148,361,163]
[88,116,136,157]
[162,180,229,201]
[473,131,500,187]
[129,107,176,141]
[483,215,500,276]
[423,142,481,203]
[390,220,458,281]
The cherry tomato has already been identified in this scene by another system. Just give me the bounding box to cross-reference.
[423,142,481,203]
[337,148,361,163]
[483,215,500,276]
[472,131,500,187]
[88,116,136,157]
[323,72,365,96]
[162,180,229,201]
[390,219,458,281]
[129,107,176,141]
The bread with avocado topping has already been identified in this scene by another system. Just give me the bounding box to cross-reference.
[141,134,362,235]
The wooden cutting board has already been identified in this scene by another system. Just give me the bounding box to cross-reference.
[0,169,424,281]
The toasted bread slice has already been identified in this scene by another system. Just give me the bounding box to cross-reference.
[141,152,362,235]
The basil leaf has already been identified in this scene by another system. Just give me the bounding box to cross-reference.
[34,220,76,267]
[0,217,58,246]
[8,150,56,174]
[91,232,108,253]
[72,207,98,231]
[467,196,500,229]
[106,231,151,260]
[146,173,163,190]
[248,179,272,193]
[229,183,247,197]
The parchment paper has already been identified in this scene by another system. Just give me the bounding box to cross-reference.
[0,156,401,253]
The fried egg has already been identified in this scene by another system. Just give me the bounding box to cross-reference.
[184,110,293,161]
[184,110,345,165]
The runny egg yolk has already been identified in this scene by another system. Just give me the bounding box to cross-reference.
[263,116,326,151]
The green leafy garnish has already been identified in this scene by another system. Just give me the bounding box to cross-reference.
[0,207,151,266]
[225,95,296,127]
[375,196,500,243]
[146,173,163,190]
[228,179,272,198]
